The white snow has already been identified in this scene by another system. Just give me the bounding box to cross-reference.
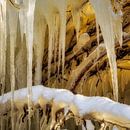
[113,125,119,130]
[86,120,94,130]
[0,85,130,127]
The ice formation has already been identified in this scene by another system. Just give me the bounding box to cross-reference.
[8,2,18,130]
[0,0,6,95]
[27,0,36,129]
[0,0,124,129]
[90,0,123,101]
[33,2,46,85]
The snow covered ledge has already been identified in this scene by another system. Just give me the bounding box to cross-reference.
[0,85,130,128]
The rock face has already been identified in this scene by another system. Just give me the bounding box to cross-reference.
[0,0,130,130]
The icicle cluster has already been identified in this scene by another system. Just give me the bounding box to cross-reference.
[38,0,84,85]
[29,0,84,86]
[0,0,84,129]
[0,0,123,95]
[0,0,123,129]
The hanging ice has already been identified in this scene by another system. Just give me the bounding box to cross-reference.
[23,0,36,129]
[7,1,19,129]
[90,0,123,101]
[0,0,6,96]
[34,0,47,85]
[40,0,67,85]
[54,0,67,81]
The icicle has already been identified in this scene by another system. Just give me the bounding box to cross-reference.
[90,0,122,101]
[54,14,60,77]
[0,0,2,84]
[40,0,55,85]
[47,21,54,85]
[25,0,36,129]
[7,1,18,129]
[0,2,6,130]
[54,0,67,82]
[0,0,6,96]
[58,26,61,81]
[34,1,47,85]
[60,2,67,83]
[13,0,27,90]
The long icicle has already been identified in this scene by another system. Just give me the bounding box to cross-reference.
[25,0,36,129]
[54,14,59,82]
[48,21,54,86]
[56,0,67,85]
[8,1,18,130]
[0,0,6,96]
[34,3,47,85]
[90,0,122,101]
[0,1,6,130]
[41,0,56,86]
[34,22,46,85]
